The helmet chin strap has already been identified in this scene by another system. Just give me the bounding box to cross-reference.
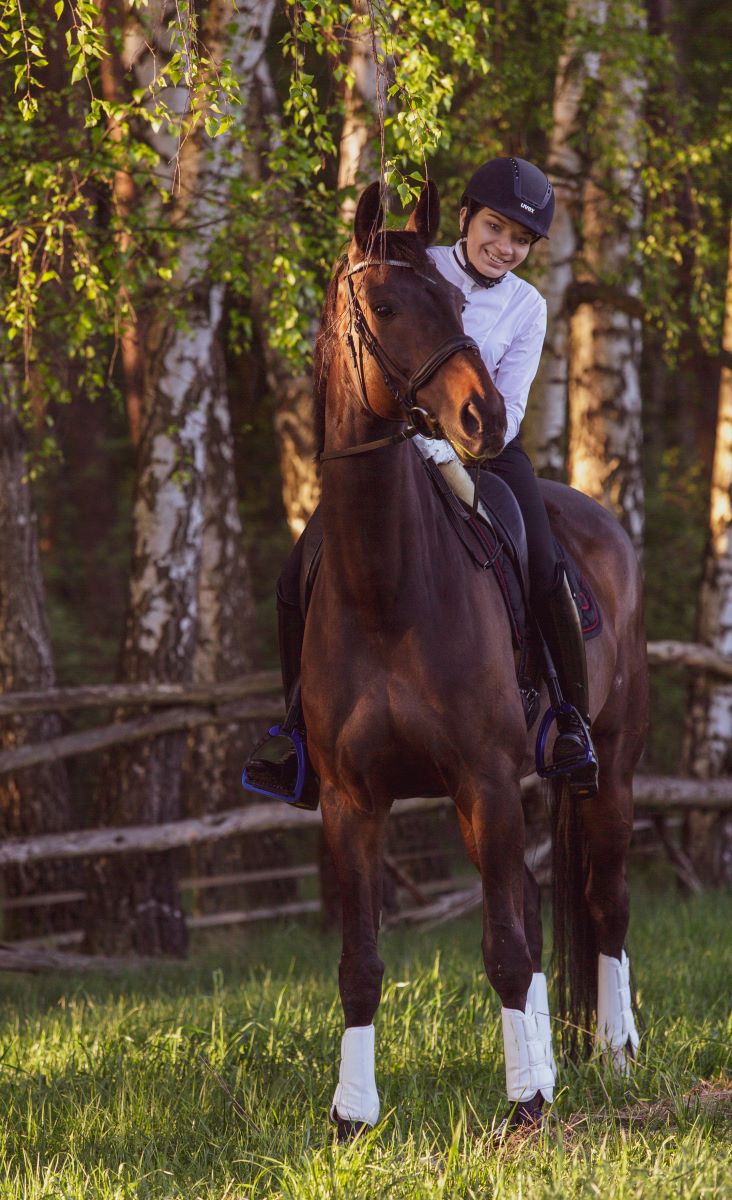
[454,235,506,290]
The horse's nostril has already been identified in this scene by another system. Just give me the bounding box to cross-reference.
[461,401,482,438]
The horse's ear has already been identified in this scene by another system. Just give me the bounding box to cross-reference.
[406,180,440,244]
[353,182,385,255]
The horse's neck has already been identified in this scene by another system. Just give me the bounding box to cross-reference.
[321,390,436,618]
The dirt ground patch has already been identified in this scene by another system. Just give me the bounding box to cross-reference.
[615,1078,732,1128]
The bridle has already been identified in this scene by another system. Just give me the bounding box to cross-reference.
[320,257,484,463]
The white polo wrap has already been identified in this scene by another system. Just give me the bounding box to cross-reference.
[527,972,557,1084]
[501,1003,555,1102]
[331,1024,380,1126]
[596,950,639,1069]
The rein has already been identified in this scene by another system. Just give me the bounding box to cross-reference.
[320,258,481,464]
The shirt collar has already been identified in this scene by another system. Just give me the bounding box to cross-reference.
[451,239,507,291]
[448,240,478,294]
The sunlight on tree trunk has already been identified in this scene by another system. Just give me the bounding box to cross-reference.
[684,219,732,887]
[337,0,379,224]
[247,39,320,540]
[567,2,646,553]
[99,0,146,446]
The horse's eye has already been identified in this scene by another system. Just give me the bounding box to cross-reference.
[371,304,394,319]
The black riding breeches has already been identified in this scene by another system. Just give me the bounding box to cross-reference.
[278,534,304,609]
[485,436,561,601]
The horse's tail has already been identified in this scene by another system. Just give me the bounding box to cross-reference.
[549,777,597,1058]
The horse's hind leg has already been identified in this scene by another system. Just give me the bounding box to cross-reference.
[582,735,640,1071]
[320,781,389,1138]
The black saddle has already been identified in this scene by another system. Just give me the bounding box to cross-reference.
[290,457,601,650]
[418,455,601,649]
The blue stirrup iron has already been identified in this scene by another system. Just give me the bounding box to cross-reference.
[534,637,597,785]
[535,702,597,780]
[241,725,308,807]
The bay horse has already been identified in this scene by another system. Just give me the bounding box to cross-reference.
[303,181,648,1136]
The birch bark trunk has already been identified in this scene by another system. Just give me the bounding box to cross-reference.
[0,384,73,936]
[525,0,591,478]
[85,1,268,954]
[566,2,646,553]
[683,219,732,886]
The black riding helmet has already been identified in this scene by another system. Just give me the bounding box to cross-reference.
[461,156,554,240]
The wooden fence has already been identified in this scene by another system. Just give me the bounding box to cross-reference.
[0,640,729,968]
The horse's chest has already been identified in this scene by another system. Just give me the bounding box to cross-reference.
[306,650,473,790]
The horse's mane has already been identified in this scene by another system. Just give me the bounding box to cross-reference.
[312,231,433,457]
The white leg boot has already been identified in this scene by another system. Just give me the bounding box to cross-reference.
[596,950,639,1072]
[527,972,557,1086]
[502,1003,555,1104]
[330,1024,380,1127]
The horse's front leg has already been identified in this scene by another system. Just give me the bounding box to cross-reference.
[466,770,555,1129]
[320,778,389,1140]
[523,862,557,1090]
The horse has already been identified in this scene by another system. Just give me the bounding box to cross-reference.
[302,180,648,1138]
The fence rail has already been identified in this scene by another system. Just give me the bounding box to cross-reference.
[0,777,728,871]
[0,639,728,965]
[0,641,729,777]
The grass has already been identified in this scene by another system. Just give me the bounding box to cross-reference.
[0,879,729,1198]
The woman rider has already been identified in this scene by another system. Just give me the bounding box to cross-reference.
[244,156,598,806]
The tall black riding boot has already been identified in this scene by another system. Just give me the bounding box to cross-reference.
[535,569,599,798]
[242,594,320,809]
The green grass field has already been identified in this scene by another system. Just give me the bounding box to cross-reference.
[0,879,729,1199]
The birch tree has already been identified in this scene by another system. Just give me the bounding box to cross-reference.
[527,0,646,551]
[525,0,591,478]
[684,220,732,886]
[86,1,266,954]
[566,1,646,552]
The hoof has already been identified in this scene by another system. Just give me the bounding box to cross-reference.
[335,1117,370,1143]
[494,1091,547,1142]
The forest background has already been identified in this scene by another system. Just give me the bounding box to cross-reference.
[1,0,732,956]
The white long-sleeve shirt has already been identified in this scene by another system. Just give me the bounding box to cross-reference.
[414,240,547,461]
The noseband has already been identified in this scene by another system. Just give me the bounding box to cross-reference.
[320,258,482,463]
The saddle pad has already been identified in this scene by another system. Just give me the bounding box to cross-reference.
[558,540,602,640]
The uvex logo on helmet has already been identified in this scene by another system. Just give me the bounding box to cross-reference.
[462,156,555,240]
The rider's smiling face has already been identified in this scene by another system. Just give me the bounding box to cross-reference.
[459,205,534,278]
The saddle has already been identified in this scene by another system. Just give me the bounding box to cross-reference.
[417,456,601,650]
[297,457,601,645]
